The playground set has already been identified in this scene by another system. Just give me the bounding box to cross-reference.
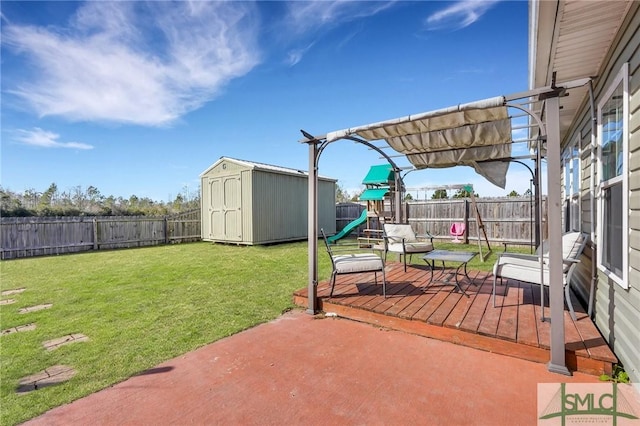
[327,164,396,246]
[328,168,492,261]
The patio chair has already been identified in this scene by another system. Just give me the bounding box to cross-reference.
[492,231,589,321]
[382,223,434,272]
[321,229,387,298]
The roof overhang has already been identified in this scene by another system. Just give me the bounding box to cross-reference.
[529,0,632,144]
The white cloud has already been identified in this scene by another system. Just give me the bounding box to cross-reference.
[283,1,396,65]
[286,1,396,35]
[511,127,528,141]
[13,128,94,150]
[425,0,501,31]
[286,42,316,67]
[2,1,260,126]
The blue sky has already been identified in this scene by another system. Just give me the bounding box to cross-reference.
[1,0,532,202]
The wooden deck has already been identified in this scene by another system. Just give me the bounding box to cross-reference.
[293,262,617,376]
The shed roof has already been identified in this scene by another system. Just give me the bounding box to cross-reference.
[200,157,336,181]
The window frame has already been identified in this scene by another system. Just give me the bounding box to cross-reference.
[563,136,581,232]
[596,62,629,288]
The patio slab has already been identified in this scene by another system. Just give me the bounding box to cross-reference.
[24,309,598,425]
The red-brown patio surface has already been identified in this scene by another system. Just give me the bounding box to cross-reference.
[26,309,598,425]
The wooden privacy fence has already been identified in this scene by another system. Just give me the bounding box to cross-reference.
[335,202,367,233]
[336,197,547,247]
[1,210,201,260]
[3,199,545,260]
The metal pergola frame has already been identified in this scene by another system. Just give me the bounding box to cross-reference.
[301,77,592,375]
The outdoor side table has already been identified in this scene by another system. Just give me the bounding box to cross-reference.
[422,250,478,296]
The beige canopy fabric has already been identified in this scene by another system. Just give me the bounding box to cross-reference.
[325,96,513,188]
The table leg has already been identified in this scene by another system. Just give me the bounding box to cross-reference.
[463,262,477,286]
[453,263,470,297]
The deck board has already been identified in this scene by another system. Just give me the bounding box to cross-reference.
[516,283,539,347]
[293,261,617,376]
[442,271,485,329]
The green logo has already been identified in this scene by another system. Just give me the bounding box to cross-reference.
[539,383,638,425]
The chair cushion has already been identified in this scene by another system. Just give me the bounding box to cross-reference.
[384,224,417,243]
[494,254,567,285]
[536,232,586,260]
[333,254,384,274]
[402,242,434,253]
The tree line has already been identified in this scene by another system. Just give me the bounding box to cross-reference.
[336,183,530,203]
[0,183,200,217]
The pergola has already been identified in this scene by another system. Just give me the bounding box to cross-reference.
[301,77,592,375]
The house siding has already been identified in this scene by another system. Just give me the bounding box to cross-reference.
[561,4,640,382]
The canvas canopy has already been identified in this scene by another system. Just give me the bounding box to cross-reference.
[326,97,513,188]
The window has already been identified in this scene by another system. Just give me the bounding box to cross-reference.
[597,63,628,288]
[563,138,581,232]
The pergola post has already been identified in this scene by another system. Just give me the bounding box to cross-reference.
[545,95,570,375]
[307,141,318,314]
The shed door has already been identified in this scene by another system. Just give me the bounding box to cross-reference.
[208,176,242,241]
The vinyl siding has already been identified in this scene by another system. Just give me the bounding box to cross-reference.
[561,4,640,382]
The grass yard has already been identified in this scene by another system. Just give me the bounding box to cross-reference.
[0,238,526,425]
[0,241,331,426]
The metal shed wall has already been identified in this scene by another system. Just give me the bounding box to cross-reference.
[200,158,336,245]
[250,171,336,244]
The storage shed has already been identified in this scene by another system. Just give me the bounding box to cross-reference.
[200,157,336,244]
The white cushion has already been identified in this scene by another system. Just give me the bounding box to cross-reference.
[388,242,433,254]
[384,224,418,242]
[497,262,558,285]
[333,254,384,274]
[536,231,586,259]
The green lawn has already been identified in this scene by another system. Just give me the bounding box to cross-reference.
[0,241,331,426]
[0,238,526,425]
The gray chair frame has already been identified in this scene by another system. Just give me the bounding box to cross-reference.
[382,223,434,272]
[321,229,386,298]
[492,232,589,321]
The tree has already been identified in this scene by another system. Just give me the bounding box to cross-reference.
[452,188,479,199]
[350,188,363,202]
[507,190,520,197]
[432,189,448,199]
[335,183,351,203]
[404,193,414,201]
[38,183,58,210]
[523,188,532,197]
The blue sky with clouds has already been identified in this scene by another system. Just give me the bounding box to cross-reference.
[1,0,532,202]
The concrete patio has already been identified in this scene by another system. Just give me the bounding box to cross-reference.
[25,308,599,425]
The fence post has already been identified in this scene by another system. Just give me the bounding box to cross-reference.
[93,218,98,250]
[463,199,469,244]
[164,217,169,244]
[404,202,410,224]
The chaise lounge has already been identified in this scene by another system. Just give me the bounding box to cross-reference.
[492,231,589,321]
